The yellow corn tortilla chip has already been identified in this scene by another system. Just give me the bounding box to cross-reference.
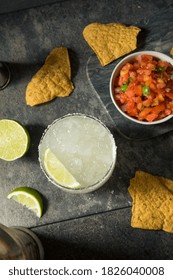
[26,47,74,106]
[128,171,173,233]
[170,47,173,56]
[83,22,141,66]
[45,47,71,79]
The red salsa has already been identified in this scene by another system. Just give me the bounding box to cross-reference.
[113,54,173,122]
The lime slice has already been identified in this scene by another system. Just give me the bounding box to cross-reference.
[43,148,80,188]
[7,187,43,218]
[0,119,30,161]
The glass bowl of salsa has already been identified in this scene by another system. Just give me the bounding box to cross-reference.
[110,51,173,125]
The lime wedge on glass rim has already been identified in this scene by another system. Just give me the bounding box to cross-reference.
[0,119,30,161]
[7,187,43,218]
[43,148,80,189]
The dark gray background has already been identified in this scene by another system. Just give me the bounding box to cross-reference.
[0,0,173,259]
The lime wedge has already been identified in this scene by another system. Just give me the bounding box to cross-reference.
[7,187,43,218]
[43,148,80,188]
[0,119,30,161]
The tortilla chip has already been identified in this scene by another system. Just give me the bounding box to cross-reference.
[128,171,173,233]
[26,47,74,106]
[83,22,141,66]
[170,47,173,56]
[45,47,71,79]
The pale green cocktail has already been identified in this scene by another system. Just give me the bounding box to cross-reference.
[39,114,117,193]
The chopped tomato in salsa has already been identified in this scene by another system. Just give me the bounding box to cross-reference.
[113,54,173,122]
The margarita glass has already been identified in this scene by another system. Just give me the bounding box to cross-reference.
[38,114,117,193]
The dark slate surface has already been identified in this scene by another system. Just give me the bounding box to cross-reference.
[0,0,62,14]
[32,208,173,260]
[0,0,173,259]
